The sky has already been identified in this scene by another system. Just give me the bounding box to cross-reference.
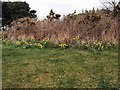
[2,0,117,20]
[26,0,102,19]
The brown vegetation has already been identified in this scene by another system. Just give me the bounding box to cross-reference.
[7,9,119,45]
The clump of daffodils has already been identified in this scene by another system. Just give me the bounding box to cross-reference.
[14,39,45,49]
[2,39,12,45]
[73,35,80,40]
[84,41,115,51]
[37,43,44,48]
[93,41,104,51]
[42,39,49,45]
[84,41,105,51]
[2,38,115,50]
[59,43,68,49]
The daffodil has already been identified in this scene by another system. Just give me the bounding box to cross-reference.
[108,42,110,45]
[3,40,5,42]
[73,38,76,40]
[16,41,20,45]
[29,43,32,46]
[25,42,28,45]
[98,42,102,45]
[76,36,80,40]
[38,43,44,48]
[85,45,88,47]
[34,43,37,45]
[101,45,104,48]
[93,42,96,44]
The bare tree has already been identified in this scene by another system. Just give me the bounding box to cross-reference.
[101,0,119,10]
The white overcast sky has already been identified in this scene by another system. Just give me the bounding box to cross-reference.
[2,0,119,20]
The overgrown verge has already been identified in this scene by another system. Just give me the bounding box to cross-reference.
[6,10,119,45]
[2,1,120,48]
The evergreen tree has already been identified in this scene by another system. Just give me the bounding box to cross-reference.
[46,9,61,21]
[2,1,37,27]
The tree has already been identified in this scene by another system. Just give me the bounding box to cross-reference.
[0,1,2,29]
[113,1,120,17]
[0,1,2,18]
[30,10,37,18]
[2,1,37,27]
[46,9,61,21]
[101,0,120,17]
[101,0,116,10]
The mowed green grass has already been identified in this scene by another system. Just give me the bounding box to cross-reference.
[2,46,118,88]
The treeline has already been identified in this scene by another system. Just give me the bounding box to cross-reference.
[2,0,120,27]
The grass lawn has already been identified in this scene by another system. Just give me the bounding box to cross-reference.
[2,46,118,88]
